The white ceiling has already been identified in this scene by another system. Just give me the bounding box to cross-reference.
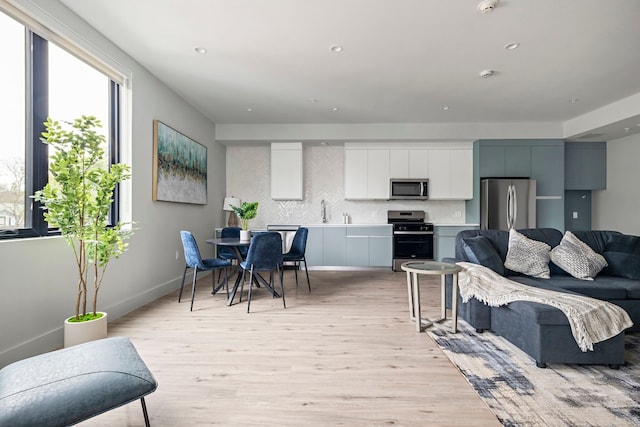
[60,0,640,141]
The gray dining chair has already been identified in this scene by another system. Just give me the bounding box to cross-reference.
[179,230,231,311]
[238,232,285,313]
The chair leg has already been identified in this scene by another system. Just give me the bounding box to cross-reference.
[278,265,286,309]
[294,262,299,287]
[224,268,229,299]
[178,265,188,302]
[303,258,311,291]
[140,397,151,427]
[247,266,255,313]
[190,267,198,311]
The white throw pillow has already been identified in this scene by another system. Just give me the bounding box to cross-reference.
[504,229,551,279]
[550,231,608,281]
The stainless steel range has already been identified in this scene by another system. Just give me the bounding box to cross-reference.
[387,210,434,271]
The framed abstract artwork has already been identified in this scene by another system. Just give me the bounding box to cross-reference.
[152,120,207,204]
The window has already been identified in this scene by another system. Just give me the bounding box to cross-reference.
[0,9,122,239]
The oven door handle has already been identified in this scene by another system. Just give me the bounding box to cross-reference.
[393,231,434,235]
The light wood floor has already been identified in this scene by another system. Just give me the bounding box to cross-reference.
[79,269,500,426]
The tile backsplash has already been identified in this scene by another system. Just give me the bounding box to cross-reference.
[226,145,467,228]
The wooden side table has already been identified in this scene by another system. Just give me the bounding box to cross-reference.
[401,261,462,333]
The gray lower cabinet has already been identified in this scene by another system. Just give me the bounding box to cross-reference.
[324,226,347,266]
[346,226,393,267]
[435,225,477,261]
[305,226,324,266]
[306,225,392,267]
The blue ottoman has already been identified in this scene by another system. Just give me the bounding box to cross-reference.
[0,336,158,426]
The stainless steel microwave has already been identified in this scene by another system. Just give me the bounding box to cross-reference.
[389,179,429,200]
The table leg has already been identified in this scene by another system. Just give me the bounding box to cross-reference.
[451,272,459,333]
[412,271,422,332]
[440,274,447,321]
[406,271,415,320]
[226,267,243,305]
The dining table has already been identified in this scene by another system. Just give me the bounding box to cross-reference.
[206,237,281,305]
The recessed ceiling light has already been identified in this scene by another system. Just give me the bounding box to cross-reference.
[330,45,343,53]
[478,0,499,14]
[441,106,449,111]
[310,98,319,103]
[479,69,495,78]
[193,46,207,54]
[504,43,520,50]
[330,106,339,111]
[624,127,630,133]
[570,98,580,103]
[246,107,253,112]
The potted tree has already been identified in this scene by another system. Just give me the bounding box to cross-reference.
[230,201,259,240]
[33,116,133,347]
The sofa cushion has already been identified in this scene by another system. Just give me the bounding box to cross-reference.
[504,229,551,279]
[462,235,504,275]
[572,230,622,255]
[603,234,640,280]
[550,231,608,280]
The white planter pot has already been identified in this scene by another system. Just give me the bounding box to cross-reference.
[64,312,108,348]
[240,230,251,241]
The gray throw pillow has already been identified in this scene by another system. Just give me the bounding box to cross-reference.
[550,231,607,281]
[504,228,551,279]
[462,235,505,276]
[603,234,640,279]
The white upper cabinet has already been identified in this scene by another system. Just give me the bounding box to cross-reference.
[389,149,408,177]
[408,149,429,178]
[427,148,473,200]
[367,149,390,199]
[345,142,473,200]
[271,142,303,200]
[389,149,429,178]
[344,148,389,199]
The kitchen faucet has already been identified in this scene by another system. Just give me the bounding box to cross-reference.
[321,199,327,223]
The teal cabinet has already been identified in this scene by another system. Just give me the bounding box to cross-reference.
[323,226,346,266]
[565,142,606,190]
[435,225,475,260]
[478,145,531,177]
[369,236,393,267]
[305,226,324,266]
[346,236,369,266]
[307,225,391,267]
[531,145,564,196]
[346,226,392,267]
[478,140,565,229]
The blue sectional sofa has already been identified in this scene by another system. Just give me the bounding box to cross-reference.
[443,228,640,368]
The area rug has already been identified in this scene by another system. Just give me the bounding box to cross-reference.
[428,322,640,426]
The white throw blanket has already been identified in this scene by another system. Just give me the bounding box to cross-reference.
[456,262,633,351]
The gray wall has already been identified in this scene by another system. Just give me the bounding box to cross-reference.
[0,1,226,366]
[593,134,640,235]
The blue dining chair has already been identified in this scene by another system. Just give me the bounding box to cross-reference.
[179,230,231,311]
[218,227,249,260]
[239,232,285,313]
[283,227,310,291]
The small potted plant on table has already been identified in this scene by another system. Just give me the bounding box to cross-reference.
[33,116,134,347]
[230,201,259,240]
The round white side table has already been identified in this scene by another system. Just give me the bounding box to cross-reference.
[401,261,462,333]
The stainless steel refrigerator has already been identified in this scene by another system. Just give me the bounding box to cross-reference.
[480,178,537,230]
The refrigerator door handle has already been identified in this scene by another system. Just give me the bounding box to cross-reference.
[512,184,518,228]
[506,184,513,229]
